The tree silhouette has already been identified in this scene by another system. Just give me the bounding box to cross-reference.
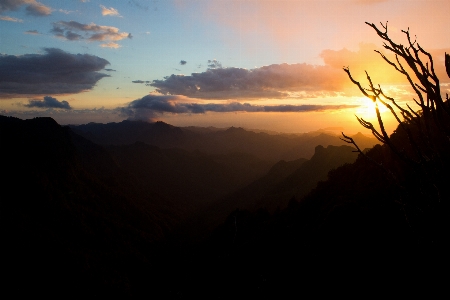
[341,22,450,207]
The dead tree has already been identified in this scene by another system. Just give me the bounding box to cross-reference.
[341,22,450,205]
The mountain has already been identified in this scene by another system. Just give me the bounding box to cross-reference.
[105,142,271,221]
[69,120,186,148]
[9,115,433,297]
[70,120,378,162]
[1,115,176,296]
[205,144,358,225]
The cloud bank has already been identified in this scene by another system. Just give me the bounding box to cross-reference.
[25,96,72,109]
[149,44,449,103]
[0,48,110,98]
[150,63,346,99]
[121,94,358,121]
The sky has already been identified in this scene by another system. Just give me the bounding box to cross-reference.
[1,0,449,133]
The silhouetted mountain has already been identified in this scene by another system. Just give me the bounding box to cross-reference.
[8,114,443,297]
[105,142,271,221]
[70,120,186,148]
[70,120,378,162]
[1,116,182,296]
[197,119,450,295]
[208,145,357,221]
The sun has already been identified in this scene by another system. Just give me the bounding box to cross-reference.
[355,97,390,118]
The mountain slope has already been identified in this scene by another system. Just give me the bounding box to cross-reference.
[70,120,378,162]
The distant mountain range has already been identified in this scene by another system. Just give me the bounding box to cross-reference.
[70,120,378,162]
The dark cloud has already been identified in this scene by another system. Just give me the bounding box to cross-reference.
[0,0,52,16]
[180,60,187,65]
[64,30,82,40]
[150,63,346,99]
[51,21,131,48]
[24,29,39,34]
[25,96,72,109]
[121,94,358,121]
[0,48,110,98]
[132,80,150,84]
[0,0,26,11]
[207,59,222,69]
[105,68,116,72]
[25,2,51,16]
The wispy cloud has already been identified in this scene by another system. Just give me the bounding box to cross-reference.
[0,15,23,22]
[0,48,110,98]
[100,5,121,17]
[24,29,39,34]
[58,9,76,15]
[25,96,72,109]
[51,20,131,48]
[100,42,121,49]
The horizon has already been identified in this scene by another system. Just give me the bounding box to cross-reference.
[1,0,449,135]
[0,113,375,137]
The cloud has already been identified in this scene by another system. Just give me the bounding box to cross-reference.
[121,94,358,121]
[100,5,121,17]
[0,48,110,98]
[150,62,347,99]
[149,44,449,102]
[132,80,150,84]
[51,21,131,47]
[105,68,116,72]
[25,96,72,109]
[207,59,222,69]
[0,0,50,15]
[24,29,39,34]
[0,15,22,22]
[26,2,51,16]
[58,9,76,14]
[180,60,187,65]
[100,42,121,49]
[0,0,52,16]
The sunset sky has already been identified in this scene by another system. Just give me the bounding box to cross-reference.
[1,0,449,133]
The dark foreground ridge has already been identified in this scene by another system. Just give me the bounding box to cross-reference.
[1,115,448,297]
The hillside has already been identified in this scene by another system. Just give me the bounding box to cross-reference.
[70,120,378,162]
[4,114,446,296]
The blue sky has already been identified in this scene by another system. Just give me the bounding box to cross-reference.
[1,0,449,133]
